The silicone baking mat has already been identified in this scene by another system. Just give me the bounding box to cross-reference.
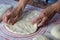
[0,0,60,40]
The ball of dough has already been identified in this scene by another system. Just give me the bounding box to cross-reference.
[32,35,49,40]
[0,4,12,21]
[5,10,40,35]
[51,24,60,39]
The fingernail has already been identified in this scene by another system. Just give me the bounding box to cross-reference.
[8,20,10,24]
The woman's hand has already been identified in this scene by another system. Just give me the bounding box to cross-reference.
[32,10,56,27]
[2,7,23,25]
[32,1,60,27]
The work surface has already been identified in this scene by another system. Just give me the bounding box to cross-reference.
[0,0,60,40]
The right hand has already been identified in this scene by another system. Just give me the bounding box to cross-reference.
[32,10,56,27]
[2,7,23,25]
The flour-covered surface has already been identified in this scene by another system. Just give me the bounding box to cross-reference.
[0,0,60,40]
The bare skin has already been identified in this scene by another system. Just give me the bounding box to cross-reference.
[3,0,29,25]
[32,1,60,27]
[3,0,60,27]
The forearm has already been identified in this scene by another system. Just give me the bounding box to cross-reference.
[43,1,60,16]
[16,0,29,11]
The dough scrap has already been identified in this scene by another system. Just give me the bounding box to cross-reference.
[32,35,49,40]
[51,24,60,39]
[5,10,40,35]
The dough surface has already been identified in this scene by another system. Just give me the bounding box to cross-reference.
[0,4,12,21]
[5,10,40,35]
[51,24,60,39]
[32,35,49,40]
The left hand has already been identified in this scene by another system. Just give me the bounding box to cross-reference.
[2,7,23,25]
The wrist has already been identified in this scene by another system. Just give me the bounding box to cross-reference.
[56,2,60,12]
[44,2,59,15]
[16,5,24,11]
[17,0,29,10]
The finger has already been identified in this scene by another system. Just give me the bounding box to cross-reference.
[38,17,47,27]
[9,16,18,25]
[8,18,13,24]
[32,19,41,25]
[12,16,18,25]
[3,15,11,23]
[32,16,42,24]
[3,16,8,23]
[2,10,11,22]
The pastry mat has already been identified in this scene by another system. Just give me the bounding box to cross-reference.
[0,0,60,40]
[0,6,48,40]
[0,13,60,40]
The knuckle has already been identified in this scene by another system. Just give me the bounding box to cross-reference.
[44,16,48,19]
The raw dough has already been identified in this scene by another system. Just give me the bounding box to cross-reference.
[0,4,12,21]
[32,35,49,40]
[5,10,40,35]
[51,24,60,39]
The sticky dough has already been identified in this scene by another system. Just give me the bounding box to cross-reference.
[5,10,40,35]
[32,35,49,40]
[0,4,12,21]
[51,24,60,39]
